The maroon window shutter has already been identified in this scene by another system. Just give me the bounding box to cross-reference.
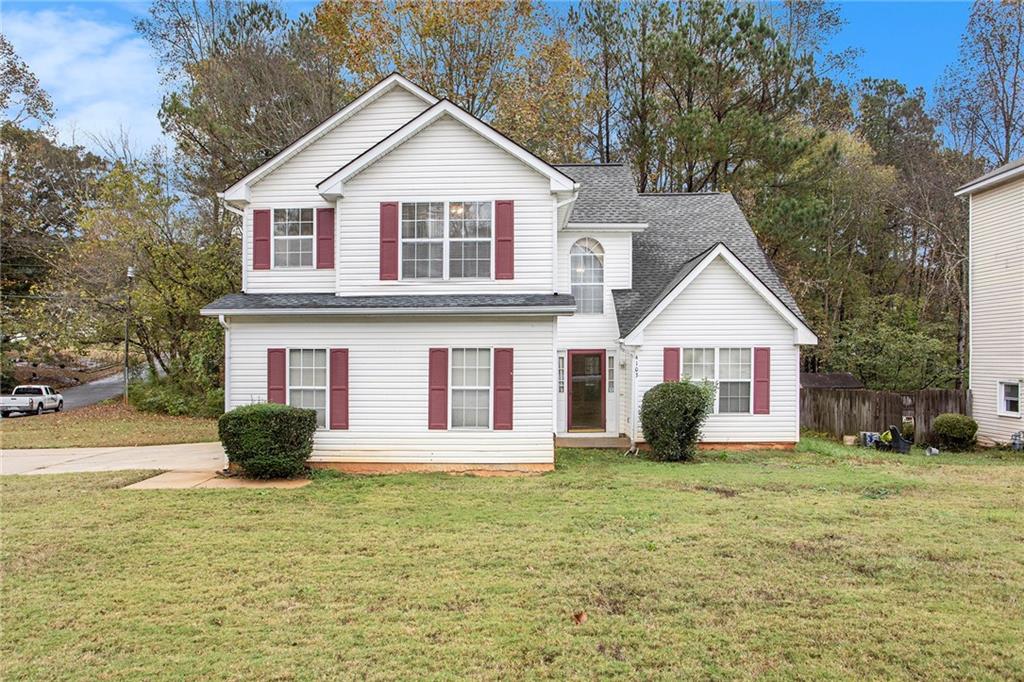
[253,209,271,270]
[267,348,286,404]
[428,348,448,429]
[380,202,399,280]
[493,348,514,430]
[316,208,335,270]
[495,200,514,279]
[663,348,680,382]
[753,347,771,414]
[329,348,349,429]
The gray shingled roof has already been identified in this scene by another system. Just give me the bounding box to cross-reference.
[612,193,805,337]
[956,156,1024,194]
[554,164,645,224]
[201,292,575,314]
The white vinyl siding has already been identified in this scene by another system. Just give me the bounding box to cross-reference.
[969,178,1024,442]
[336,115,554,294]
[226,316,555,463]
[633,256,799,442]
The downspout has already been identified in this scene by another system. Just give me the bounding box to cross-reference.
[552,189,579,291]
[218,314,230,471]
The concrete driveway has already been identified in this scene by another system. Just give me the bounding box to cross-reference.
[1,442,225,475]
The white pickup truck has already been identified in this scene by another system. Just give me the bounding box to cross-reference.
[1,385,64,417]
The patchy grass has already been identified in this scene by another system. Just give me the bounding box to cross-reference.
[0,402,218,449]
[2,445,1023,680]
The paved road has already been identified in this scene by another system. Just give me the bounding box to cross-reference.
[61,372,127,410]
[1,442,225,475]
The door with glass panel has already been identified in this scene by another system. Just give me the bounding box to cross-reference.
[568,350,605,431]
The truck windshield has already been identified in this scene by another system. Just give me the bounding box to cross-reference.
[12,387,43,395]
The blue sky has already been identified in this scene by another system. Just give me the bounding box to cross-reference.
[3,1,972,153]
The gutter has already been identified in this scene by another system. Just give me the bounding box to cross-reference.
[200,305,579,317]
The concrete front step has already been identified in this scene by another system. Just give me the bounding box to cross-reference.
[555,436,631,449]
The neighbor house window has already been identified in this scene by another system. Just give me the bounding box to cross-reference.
[570,238,604,314]
[273,209,314,268]
[680,347,752,414]
[998,381,1021,417]
[451,348,491,429]
[288,349,326,428]
[400,201,493,279]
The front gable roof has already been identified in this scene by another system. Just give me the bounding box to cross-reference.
[221,73,437,203]
[317,100,578,199]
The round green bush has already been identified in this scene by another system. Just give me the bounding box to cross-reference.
[640,381,716,461]
[218,403,317,478]
[930,413,978,452]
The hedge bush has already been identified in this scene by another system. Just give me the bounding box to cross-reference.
[640,381,716,461]
[930,413,978,452]
[218,403,317,478]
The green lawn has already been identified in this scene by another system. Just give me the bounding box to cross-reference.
[0,402,219,449]
[2,439,1022,679]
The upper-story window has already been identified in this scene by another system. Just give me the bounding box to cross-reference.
[570,238,604,314]
[401,201,493,280]
[273,209,314,268]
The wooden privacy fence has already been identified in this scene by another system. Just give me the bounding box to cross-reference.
[800,388,970,443]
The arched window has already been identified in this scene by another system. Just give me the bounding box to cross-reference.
[570,238,604,314]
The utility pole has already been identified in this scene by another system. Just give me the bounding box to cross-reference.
[124,266,135,405]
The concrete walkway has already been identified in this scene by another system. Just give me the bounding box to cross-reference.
[123,471,310,489]
[0,442,225,475]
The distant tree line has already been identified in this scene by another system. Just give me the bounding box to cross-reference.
[2,0,1021,394]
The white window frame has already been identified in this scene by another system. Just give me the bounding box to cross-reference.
[678,346,754,415]
[997,380,1022,417]
[449,347,494,431]
[271,208,316,270]
[398,200,496,281]
[569,237,604,314]
[285,348,328,430]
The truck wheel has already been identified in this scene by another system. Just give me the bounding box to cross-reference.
[35,403,44,416]
[56,400,64,412]
[0,412,9,419]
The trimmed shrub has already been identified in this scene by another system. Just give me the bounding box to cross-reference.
[930,413,978,452]
[218,403,317,478]
[640,381,716,461]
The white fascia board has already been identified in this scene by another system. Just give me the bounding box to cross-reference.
[221,74,437,204]
[201,305,578,317]
[565,222,647,232]
[954,164,1024,196]
[317,101,578,199]
[620,244,819,346]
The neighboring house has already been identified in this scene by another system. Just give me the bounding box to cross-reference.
[800,372,864,390]
[202,73,817,471]
[956,160,1024,445]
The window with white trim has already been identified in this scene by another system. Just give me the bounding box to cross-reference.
[288,349,326,428]
[400,201,493,279]
[681,348,715,381]
[679,347,753,414]
[998,380,1021,417]
[273,209,314,268]
[451,348,491,429]
[570,237,604,314]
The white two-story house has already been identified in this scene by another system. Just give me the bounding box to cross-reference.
[202,73,817,472]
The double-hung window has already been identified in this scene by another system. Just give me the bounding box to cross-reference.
[273,209,314,268]
[570,238,604,314]
[679,347,753,414]
[288,349,326,428]
[998,380,1022,417]
[400,201,493,279]
[451,348,491,429]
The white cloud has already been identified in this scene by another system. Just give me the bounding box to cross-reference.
[4,5,167,153]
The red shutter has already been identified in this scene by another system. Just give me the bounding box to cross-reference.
[493,348,514,430]
[253,209,271,270]
[663,347,680,382]
[428,348,448,430]
[267,348,286,404]
[753,347,771,414]
[379,202,398,280]
[316,208,335,269]
[329,348,349,429]
[495,199,514,279]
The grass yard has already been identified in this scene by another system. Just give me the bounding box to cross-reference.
[2,438,1022,679]
[0,402,219,449]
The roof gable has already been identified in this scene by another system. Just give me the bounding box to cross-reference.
[317,100,578,198]
[221,74,437,203]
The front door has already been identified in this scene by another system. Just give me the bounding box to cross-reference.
[568,350,605,431]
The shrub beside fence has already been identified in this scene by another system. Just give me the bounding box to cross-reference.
[800,388,969,444]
